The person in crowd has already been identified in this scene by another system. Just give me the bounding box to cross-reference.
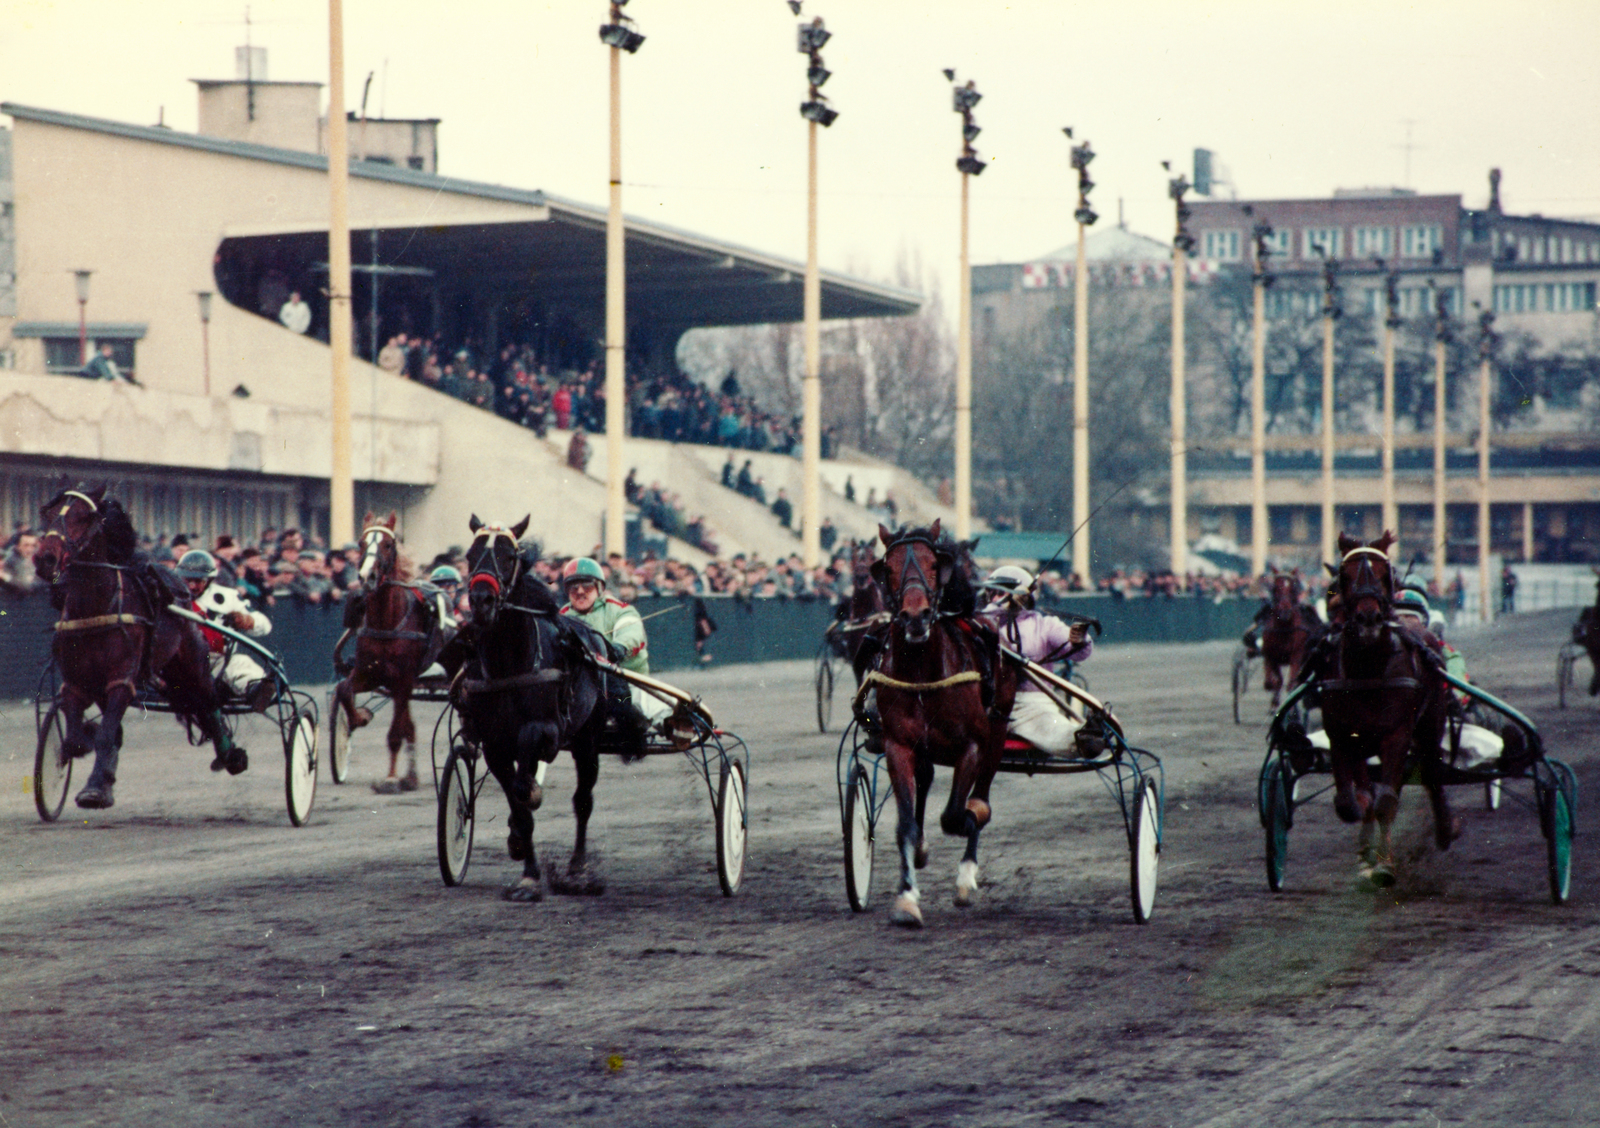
[735,460,755,497]
[1500,565,1518,614]
[844,476,856,504]
[211,535,241,588]
[1,529,40,593]
[279,291,312,335]
[377,334,409,375]
[819,516,838,553]
[980,565,1095,755]
[82,342,137,385]
[721,455,735,488]
[771,488,794,530]
[290,554,336,605]
[568,428,591,473]
[175,549,276,713]
[559,557,664,751]
[237,548,270,605]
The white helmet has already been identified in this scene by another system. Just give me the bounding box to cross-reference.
[983,565,1034,593]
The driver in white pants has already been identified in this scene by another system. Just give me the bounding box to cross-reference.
[176,549,274,708]
[980,566,1094,754]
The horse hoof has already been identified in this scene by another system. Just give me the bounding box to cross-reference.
[506,835,529,862]
[74,784,114,810]
[914,844,930,870]
[1333,798,1361,824]
[351,707,373,730]
[224,748,248,776]
[527,784,544,812]
[397,772,420,793]
[372,779,402,796]
[954,861,979,908]
[1437,816,1464,851]
[502,878,544,903]
[1356,862,1396,890]
[551,868,606,896]
[889,893,924,928]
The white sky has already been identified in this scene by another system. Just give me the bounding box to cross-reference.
[6,0,1599,295]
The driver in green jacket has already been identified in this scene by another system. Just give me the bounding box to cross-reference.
[559,557,671,736]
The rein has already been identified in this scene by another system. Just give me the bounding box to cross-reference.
[853,668,980,715]
[55,612,149,633]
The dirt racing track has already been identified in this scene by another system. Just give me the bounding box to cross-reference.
[3,609,1598,1127]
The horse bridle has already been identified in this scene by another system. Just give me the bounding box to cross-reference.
[1341,546,1392,611]
[882,535,945,615]
[466,527,524,608]
[358,524,396,588]
[39,491,105,572]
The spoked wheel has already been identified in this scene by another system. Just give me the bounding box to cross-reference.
[816,653,835,733]
[1232,651,1248,724]
[1256,755,1275,829]
[1129,777,1161,923]
[715,759,747,897]
[283,707,318,827]
[1557,652,1574,709]
[328,700,352,784]
[1485,777,1503,811]
[437,745,477,887]
[1264,761,1291,892]
[1541,761,1576,905]
[843,766,874,912]
[34,704,73,823]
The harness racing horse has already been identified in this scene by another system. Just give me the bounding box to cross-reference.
[331,512,449,792]
[866,521,1017,927]
[34,485,245,810]
[458,516,609,902]
[833,540,889,684]
[1260,569,1320,708]
[1576,569,1600,698]
[1306,532,1452,887]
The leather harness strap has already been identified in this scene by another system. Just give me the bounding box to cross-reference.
[460,669,563,695]
[854,668,981,715]
[1321,676,1421,692]
[55,613,148,632]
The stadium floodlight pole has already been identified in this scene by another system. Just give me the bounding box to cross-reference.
[1067,128,1097,582]
[797,9,838,568]
[945,71,985,542]
[196,290,214,397]
[1476,307,1497,621]
[599,1,645,558]
[72,270,92,367]
[1379,260,1401,549]
[1316,247,1341,565]
[1248,212,1273,577]
[327,0,355,550]
[1165,164,1194,579]
[1431,282,1451,582]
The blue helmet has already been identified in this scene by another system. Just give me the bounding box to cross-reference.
[429,565,462,587]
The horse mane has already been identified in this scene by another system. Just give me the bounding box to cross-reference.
[513,539,561,614]
[393,550,414,582]
[101,499,138,564]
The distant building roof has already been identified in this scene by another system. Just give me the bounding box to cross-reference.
[1037,225,1170,263]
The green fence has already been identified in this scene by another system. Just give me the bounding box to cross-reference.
[0,588,1258,698]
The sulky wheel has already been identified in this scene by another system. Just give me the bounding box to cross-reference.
[1232,650,1248,724]
[33,704,73,823]
[1485,777,1503,811]
[328,698,352,784]
[816,652,835,733]
[283,708,318,827]
[437,745,477,887]
[1541,761,1576,905]
[716,759,747,897]
[843,766,874,912]
[1557,651,1574,710]
[1129,776,1161,923]
[1264,761,1291,892]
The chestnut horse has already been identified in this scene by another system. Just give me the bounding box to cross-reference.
[332,513,448,792]
[34,486,245,810]
[1308,532,1452,886]
[1260,570,1320,707]
[866,521,1017,927]
[458,516,608,902]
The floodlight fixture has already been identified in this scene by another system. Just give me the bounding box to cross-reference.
[798,18,830,52]
[963,122,981,143]
[788,0,802,13]
[943,68,956,82]
[196,290,214,323]
[953,84,981,113]
[599,21,645,52]
[801,99,838,126]
[958,154,988,176]
[808,64,831,87]
[73,269,93,304]
[1070,142,1095,171]
[1074,205,1097,225]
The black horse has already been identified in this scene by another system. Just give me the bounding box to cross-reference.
[456,516,610,902]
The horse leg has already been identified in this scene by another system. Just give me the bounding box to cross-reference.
[1330,744,1370,824]
[389,687,419,791]
[69,683,117,809]
[911,753,934,869]
[884,736,924,927]
[486,750,542,902]
[335,670,374,732]
[1361,731,1413,888]
[552,743,605,896]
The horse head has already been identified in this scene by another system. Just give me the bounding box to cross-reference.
[1270,570,1303,623]
[850,541,884,616]
[35,484,109,583]
[465,513,530,629]
[357,511,400,590]
[1337,530,1397,646]
[874,520,949,645]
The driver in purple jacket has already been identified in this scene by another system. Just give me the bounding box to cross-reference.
[980,566,1093,754]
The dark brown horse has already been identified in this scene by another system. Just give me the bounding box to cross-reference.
[831,540,889,682]
[867,521,1017,927]
[332,512,447,793]
[1310,531,1452,886]
[1576,569,1600,697]
[1260,569,1319,707]
[34,485,244,810]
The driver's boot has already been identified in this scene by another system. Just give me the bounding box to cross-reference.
[613,695,652,762]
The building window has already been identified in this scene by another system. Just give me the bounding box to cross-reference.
[1494,282,1597,313]
[1400,224,1442,258]
[1303,227,1342,260]
[1269,507,1294,544]
[1263,229,1293,260]
[1353,226,1393,257]
[44,337,137,377]
[1266,289,1320,318]
[1202,229,1241,261]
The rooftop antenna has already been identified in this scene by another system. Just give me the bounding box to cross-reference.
[1396,119,1423,188]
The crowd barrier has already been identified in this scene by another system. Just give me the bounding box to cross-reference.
[0,587,1269,700]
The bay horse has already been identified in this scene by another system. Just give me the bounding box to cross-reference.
[866,521,1017,927]
[34,485,245,810]
[1260,569,1320,707]
[1308,531,1452,886]
[331,512,448,793]
[457,516,608,902]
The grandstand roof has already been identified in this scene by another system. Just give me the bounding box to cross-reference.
[1,102,921,329]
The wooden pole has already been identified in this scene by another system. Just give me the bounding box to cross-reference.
[955,171,973,542]
[1250,274,1266,575]
[1478,352,1492,621]
[1320,309,1336,564]
[1432,335,1448,578]
[802,119,822,564]
[327,0,354,549]
[1169,245,1186,578]
[604,42,626,557]
[1071,220,1090,582]
[1381,322,1398,543]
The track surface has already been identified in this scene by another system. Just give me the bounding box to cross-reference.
[3,611,1598,1127]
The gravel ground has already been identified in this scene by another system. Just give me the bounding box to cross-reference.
[2,609,1597,1127]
